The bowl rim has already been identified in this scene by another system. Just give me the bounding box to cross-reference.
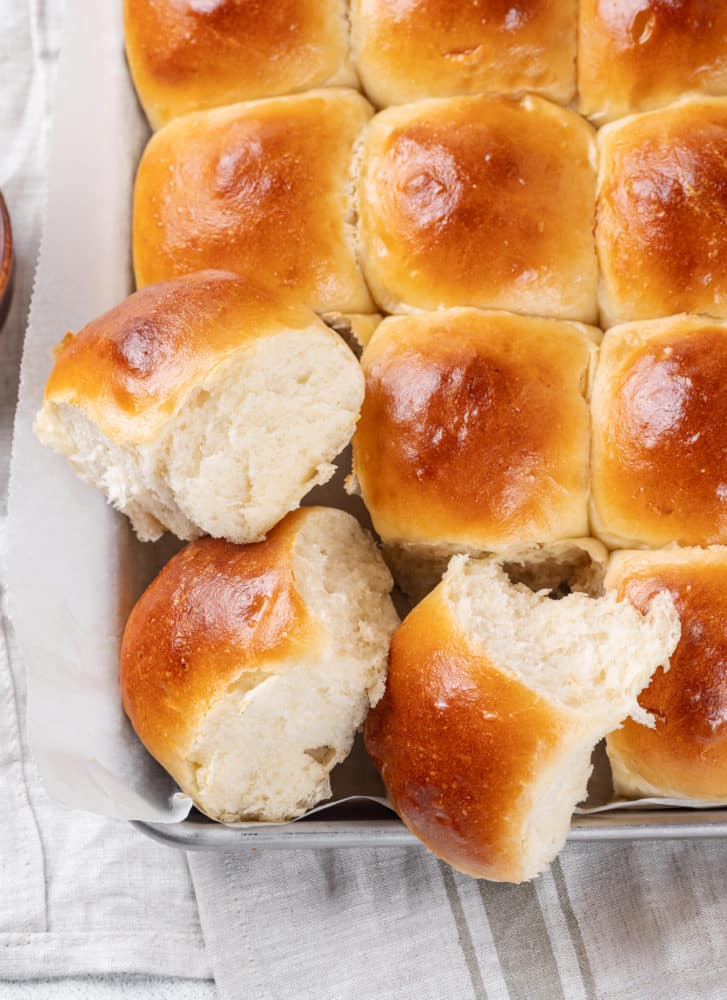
[0,190,12,291]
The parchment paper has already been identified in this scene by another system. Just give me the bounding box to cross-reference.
[7,0,723,825]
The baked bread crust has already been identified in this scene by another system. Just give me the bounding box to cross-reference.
[606,548,727,801]
[596,98,727,327]
[579,0,727,124]
[124,0,355,129]
[357,95,598,321]
[133,89,374,313]
[351,0,576,109]
[353,308,598,553]
[591,315,727,549]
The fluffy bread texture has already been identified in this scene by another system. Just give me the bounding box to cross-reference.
[579,0,727,124]
[34,271,364,543]
[356,94,598,321]
[590,314,727,549]
[606,548,727,802]
[596,97,727,328]
[133,89,374,314]
[121,507,399,823]
[124,0,355,129]
[352,309,599,585]
[366,557,680,882]
[350,0,577,109]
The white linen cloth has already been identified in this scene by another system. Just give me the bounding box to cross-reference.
[0,1,214,994]
[4,2,727,999]
[190,842,727,1000]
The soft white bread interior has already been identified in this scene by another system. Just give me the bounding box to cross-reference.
[366,557,680,882]
[34,271,364,544]
[121,507,400,823]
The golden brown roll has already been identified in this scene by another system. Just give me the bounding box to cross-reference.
[357,95,598,321]
[124,0,354,129]
[352,309,599,579]
[590,314,727,549]
[579,0,727,124]
[366,556,680,881]
[606,547,727,801]
[121,507,399,823]
[596,98,727,328]
[34,271,364,544]
[133,89,374,314]
[350,0,577,109]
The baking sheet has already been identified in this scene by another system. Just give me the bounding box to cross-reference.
[7,0,726,828]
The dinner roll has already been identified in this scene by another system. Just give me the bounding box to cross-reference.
[366,556,680,882]
[357,95,598,321]
[605,548,727,802]
[34,271,364,543]
[124,0,354,129]
[579,0,727,124]
[121,507,399,823]
[133,90,374,314]
[590,315,727,549]
[596,98,727,327]
[350,0,576,109]
[352,309,599,593]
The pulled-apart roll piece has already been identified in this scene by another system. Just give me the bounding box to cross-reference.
[596,97,727,327]
[356,95,598,321]
[350,0,577,109]
[124,0,354,129]
[579,0,727,124]
[590,314,727,549]
[121,507,399,823]
[34,271,364,543]
[351,309,599,595]
[366,557,680,882]
[606,548,727,802]
[133,89,374,314]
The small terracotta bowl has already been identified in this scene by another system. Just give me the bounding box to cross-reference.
[0,191,13,329]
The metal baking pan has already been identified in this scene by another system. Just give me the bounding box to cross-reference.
[133,808,727,852]
[131,739,727,850]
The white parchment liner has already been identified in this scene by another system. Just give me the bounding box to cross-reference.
[7,0,725,827]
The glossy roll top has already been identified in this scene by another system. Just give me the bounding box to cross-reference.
[596,97,727,327]
[124,0,354,128]
[579,0,727,123]
[121,519,316,784]
[606,548,727,802]
[133,89,374,314]
[350,0,577,109]
[357,94,598,321]
[42,270,327,446]
[590,314,727,549]
[353,308,598,552]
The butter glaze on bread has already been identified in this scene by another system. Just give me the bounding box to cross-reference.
[121,507,399,823]
[351,0,576,109]
[596,98,727,327]
[590,315,727,549]
[357,95,598,321]
[353,309,599,567]
[579,0,727,124]
[34,271,364,543]
[133,90,374,314]
[124,0,354,129]
[606,548,727,802]
[366,557,680,882]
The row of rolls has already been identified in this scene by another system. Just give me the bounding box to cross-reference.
[133,87,727,330]
[125,0,727,125]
